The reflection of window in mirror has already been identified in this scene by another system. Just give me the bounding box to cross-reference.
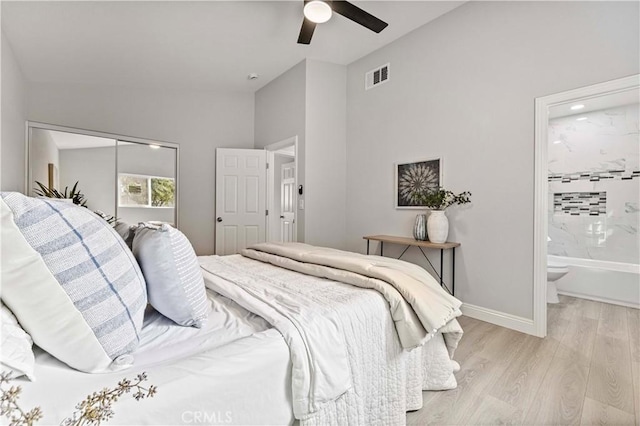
[116,140,177,226]
[118,174,175,208]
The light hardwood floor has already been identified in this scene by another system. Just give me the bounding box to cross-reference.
[407,295,639,425]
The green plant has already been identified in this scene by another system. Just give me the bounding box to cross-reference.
[34,181,117,225]
[34,181,87,207]
[93,210,118,226]
[416,188,472,210]
[151,178,175,207]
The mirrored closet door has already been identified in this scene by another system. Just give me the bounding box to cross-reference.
[27,122,179,227]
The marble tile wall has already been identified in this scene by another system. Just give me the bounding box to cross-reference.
[548,103,639,265]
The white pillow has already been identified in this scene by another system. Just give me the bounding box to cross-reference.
[1,192,147,373]
[133,223,211,328]
[1,303,35,381]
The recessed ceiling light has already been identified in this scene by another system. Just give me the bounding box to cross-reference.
[570,104,585,111]
[553,140,562,144]
[576,117,588,121]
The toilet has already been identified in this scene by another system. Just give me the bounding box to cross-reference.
[547,260,569,303]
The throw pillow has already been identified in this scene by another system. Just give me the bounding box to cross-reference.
[0,192,147,373]
[133,223,210,328]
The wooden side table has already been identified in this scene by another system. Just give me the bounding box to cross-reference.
[363,234,460,295]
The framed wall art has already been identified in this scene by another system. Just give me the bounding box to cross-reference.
[395,158,442,209]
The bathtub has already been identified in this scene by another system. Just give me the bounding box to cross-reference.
[549,255,640,308]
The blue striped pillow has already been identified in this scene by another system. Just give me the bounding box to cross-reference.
[0,192,147,373]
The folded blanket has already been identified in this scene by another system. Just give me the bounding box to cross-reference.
[242,242,463,350]
[200,256,352,418]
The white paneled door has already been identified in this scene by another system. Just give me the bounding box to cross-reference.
[215,148,267,255]
[280,162,296,243]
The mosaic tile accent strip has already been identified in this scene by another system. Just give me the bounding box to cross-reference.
[549,170,640,183]
[554,192,607,216]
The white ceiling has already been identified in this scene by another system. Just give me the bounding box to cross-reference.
[1,1,464,93]
[44,129,116,149]
[275,145,295,156]
[549,89,640,119]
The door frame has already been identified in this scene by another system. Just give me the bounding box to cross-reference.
[532,74,639,338]
[265,136,298,243]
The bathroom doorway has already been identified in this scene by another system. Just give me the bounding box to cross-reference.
[533,75,640,337]
[265,136,298,243]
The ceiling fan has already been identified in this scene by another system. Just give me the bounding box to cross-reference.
[297,0,388,45]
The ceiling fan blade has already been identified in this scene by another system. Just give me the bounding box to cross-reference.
[297,18,316,44]
[331,0,388,33]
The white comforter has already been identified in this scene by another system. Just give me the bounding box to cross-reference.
[243,242,463,349]
[199,243,463,424]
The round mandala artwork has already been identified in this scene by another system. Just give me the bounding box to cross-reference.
[397,160,440,207]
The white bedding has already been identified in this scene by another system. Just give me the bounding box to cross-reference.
[133,290,270,367]
[243,242,463,349]
[15,247,462,426]
[200,253,462,425]
[16,290,294,425]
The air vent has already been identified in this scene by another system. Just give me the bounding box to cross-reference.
[365,63,390,90]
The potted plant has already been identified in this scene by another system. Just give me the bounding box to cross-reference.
[416,188,471,243]
[34,181,87,207]
[34,181,117,225]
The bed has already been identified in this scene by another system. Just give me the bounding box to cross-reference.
[18,291,295,425]
[1,192,463,426]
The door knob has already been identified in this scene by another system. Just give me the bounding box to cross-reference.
[216,217,222,222]
[280,215,285,219]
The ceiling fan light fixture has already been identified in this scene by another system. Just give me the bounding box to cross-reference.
[304,1,333,24]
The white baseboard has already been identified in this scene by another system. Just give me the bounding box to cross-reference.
[557,290,640,309]
[461,303,537,336]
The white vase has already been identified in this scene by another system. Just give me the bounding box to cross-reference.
[427,210,449,243]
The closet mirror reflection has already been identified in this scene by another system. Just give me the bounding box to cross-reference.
[116,141,176,225]
[27,123,178,227]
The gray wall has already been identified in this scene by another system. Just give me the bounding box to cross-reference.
[59,145,115,217]
[255,59,347,248]
[345,1,640,319]
[29,128,59,193]
[305,60,347,249]
[254,60,307,241]
[1,31,27,192]
[27,82,255,255]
